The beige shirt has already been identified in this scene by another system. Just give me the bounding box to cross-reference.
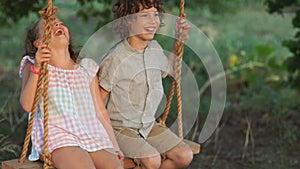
[98,39,169,138]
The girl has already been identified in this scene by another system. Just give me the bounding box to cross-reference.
[19,16,124,169]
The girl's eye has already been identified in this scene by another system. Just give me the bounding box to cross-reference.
[53,22,64,26]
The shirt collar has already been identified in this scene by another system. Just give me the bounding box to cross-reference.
[123,38,151,54]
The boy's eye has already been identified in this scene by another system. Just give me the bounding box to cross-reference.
[140,14,149,17]
[139,13,160,18]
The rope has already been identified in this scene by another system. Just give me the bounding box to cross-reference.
[160,0,185,138]
[39,2,56,168]
[19,1,56,169]
[160,82,175,124]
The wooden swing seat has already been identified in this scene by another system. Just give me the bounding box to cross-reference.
[2,139,200,169]
[1,158,136,169]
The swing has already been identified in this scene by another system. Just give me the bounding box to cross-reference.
[2,0,200,169]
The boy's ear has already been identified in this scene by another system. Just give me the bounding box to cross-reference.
[127,18,132,25]
[126,20,132,30]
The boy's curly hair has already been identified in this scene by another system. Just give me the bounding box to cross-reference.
[112,0,164,38]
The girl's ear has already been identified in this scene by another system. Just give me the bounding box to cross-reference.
[33,40,41,48]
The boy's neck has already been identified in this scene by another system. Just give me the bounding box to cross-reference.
[126,36,149,50]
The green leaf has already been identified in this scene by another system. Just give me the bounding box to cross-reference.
[254,45,275,61]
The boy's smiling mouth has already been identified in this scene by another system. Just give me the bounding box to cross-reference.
[144,26,157,33]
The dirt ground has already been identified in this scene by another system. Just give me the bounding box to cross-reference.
[187,111,300,169]
[2,105,299,169]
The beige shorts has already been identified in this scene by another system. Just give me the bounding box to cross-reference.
[113,123,185,159]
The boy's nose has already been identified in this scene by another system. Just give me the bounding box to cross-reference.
[148,14,157,23]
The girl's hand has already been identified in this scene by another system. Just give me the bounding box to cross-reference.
[175,17,191,41]
[116,150,124,160]
[35,43,51,70]
[115,150,124,166]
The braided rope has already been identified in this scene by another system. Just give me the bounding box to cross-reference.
[174,41,184,138]
[19,80,43,163]
[19,1,56,169]
[39,1,56,168]
[160,0,185,138]
[160,82,175,124]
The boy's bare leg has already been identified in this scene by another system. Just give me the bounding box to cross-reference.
[134,155,161,169]
[52,146,95,169]
[160,144,193,169]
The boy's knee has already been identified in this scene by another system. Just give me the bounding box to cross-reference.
[140,155,161,169]
[177,145,193,167]
[169,144,193,167]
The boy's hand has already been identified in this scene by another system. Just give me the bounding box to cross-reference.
[175,17,191,41]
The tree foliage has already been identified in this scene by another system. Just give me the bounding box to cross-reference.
[0,0,249,28]
[0,0,114,28]
[265,0,300,90]
[0,0,44,27]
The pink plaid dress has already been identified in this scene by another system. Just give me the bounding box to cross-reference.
[19,56,113,153]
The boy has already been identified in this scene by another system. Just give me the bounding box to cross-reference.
[98,0,192,168]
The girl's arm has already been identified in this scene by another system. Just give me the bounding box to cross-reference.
[20,62,40,112]
[20,44,51,112]
[99,85,110,107]
[90,76,122,155]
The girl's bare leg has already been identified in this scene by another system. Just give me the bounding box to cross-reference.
[90,149,123,169]
[52,146,95,169]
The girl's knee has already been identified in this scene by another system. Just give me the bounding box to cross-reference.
[114,160,124,169]
[114,165,124,169]
[109,159,123,169]
[52,147,96,169]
